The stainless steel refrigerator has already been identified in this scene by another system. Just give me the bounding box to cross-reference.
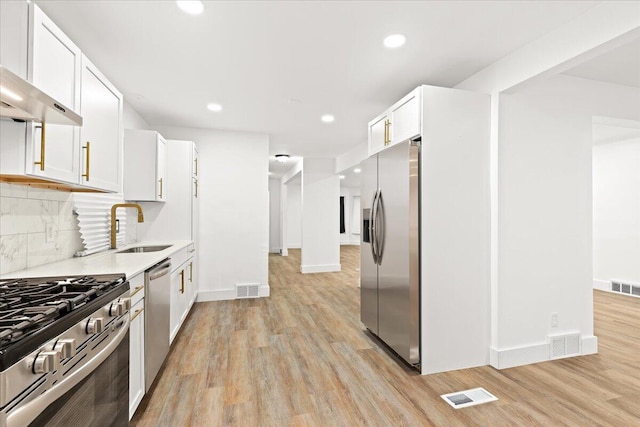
[361,139,421,367]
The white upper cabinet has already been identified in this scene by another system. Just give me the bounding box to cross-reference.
[79,55,123,192]
[0,4,123,192]
[124,130,168,202]
[368,87,422,156]
[27,4,82,183]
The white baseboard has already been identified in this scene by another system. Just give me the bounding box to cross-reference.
[490,334,598,369]
[300,264,341,273]
[593,279,610,291]
[196,284,270,302]
[281,249,288,256]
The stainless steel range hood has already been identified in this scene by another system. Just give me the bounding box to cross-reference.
[0,66,82,126]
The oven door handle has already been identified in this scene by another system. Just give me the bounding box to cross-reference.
[6,316,130,427]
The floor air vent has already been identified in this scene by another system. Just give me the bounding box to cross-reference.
[236,284,260,299]
[549,333,581,359]
[441,387,498,409]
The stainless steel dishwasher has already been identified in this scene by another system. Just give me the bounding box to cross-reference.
[145,259,171,392]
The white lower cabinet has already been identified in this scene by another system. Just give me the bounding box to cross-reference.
[128,272,145,420]
[129,298,145,420]
[169,251,196,345]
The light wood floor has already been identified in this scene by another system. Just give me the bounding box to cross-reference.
[132,246,640,426]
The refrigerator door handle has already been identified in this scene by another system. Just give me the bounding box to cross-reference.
[376,191,385,265]
[370,189,379,264]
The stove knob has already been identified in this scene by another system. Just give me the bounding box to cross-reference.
[54,339,77,359]
[33,351,61,374]
[109,302,123,317]
[86,318,104,334]
[109,298,131,317]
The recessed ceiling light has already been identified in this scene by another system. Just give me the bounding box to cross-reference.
[353,168,361,173]
[207,103,222,112]
[176,0,204,15]
[321,114,335,123]
[275,154,290,163]
[383,34,406,48]
[339,175,345,179]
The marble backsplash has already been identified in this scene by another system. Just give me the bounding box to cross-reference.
[0,182,84,275]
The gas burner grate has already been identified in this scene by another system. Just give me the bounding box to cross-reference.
[0,274,126,349]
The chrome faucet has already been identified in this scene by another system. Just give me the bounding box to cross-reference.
[111,203,144,249]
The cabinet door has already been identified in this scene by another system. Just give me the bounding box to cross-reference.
[169,265,187,343]
[368,114,389,156]
[390,89,421,145]
[186,257,197,308]
[129,299,145,420]
[156,136,167,202]
[27,5,81,183]
[79,56,123,192]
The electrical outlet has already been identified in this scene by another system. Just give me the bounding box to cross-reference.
[45,222,55,243]
[551,312,559,328]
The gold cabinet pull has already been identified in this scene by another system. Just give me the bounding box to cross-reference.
[82,141,90,180]
[189,262,193,282]
[194,180,198,198]
[384,119,391,146]
[34,122,46,170]
[194,157,198,176]
[131,285,144,297]
[131,308,144,321]
[180,270,185,294]
[159,177,163,198]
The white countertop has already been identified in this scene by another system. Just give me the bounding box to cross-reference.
[0,240,194,279]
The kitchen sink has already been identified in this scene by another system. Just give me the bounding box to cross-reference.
[116,245,172,254]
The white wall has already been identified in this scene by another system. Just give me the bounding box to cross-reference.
[154,125,270,301]
[123,100,149,243]
[301,158,340,273]
[494,75,640,368]
[268,178,281,253]
[340,186,361,245]
[593,136,640,286]
[286,183,301,249]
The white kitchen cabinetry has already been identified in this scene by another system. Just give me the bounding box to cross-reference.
[124,130,167,202]
[79,55,123,192]
[169,244,196,344]
[368,87,422,156]
[128,273,145,420]
[0,3,123,192]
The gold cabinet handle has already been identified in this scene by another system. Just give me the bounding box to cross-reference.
[131,285,144,297]
[159,177,163,198]
[82,141,90,181]
[384,119,391,146]
[189,262,193,282]
[131,308,144,321]
[180,270,185,294]
[34,122,46,170]
[194,158,198,176]
[194,180,198,198]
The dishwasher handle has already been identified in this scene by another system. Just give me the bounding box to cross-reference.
[148,261,171,280]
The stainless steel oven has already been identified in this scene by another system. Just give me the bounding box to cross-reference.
[0,274,131,427]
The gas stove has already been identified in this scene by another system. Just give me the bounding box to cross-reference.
[0,274,130,427]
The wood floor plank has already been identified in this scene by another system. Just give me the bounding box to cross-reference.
[132,246,640,426]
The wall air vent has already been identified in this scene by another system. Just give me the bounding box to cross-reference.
[549,333,581,359]
[236,283,260,299]
[610,281,640,298]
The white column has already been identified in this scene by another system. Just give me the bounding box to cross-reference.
[301,158,341,273]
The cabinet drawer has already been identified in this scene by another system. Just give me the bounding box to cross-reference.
[128,273,145,307]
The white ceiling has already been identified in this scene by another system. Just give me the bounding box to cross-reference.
[37,0,598,171]
[563,39,640,88]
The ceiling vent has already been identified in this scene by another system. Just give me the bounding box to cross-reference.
[236,283,260,299]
